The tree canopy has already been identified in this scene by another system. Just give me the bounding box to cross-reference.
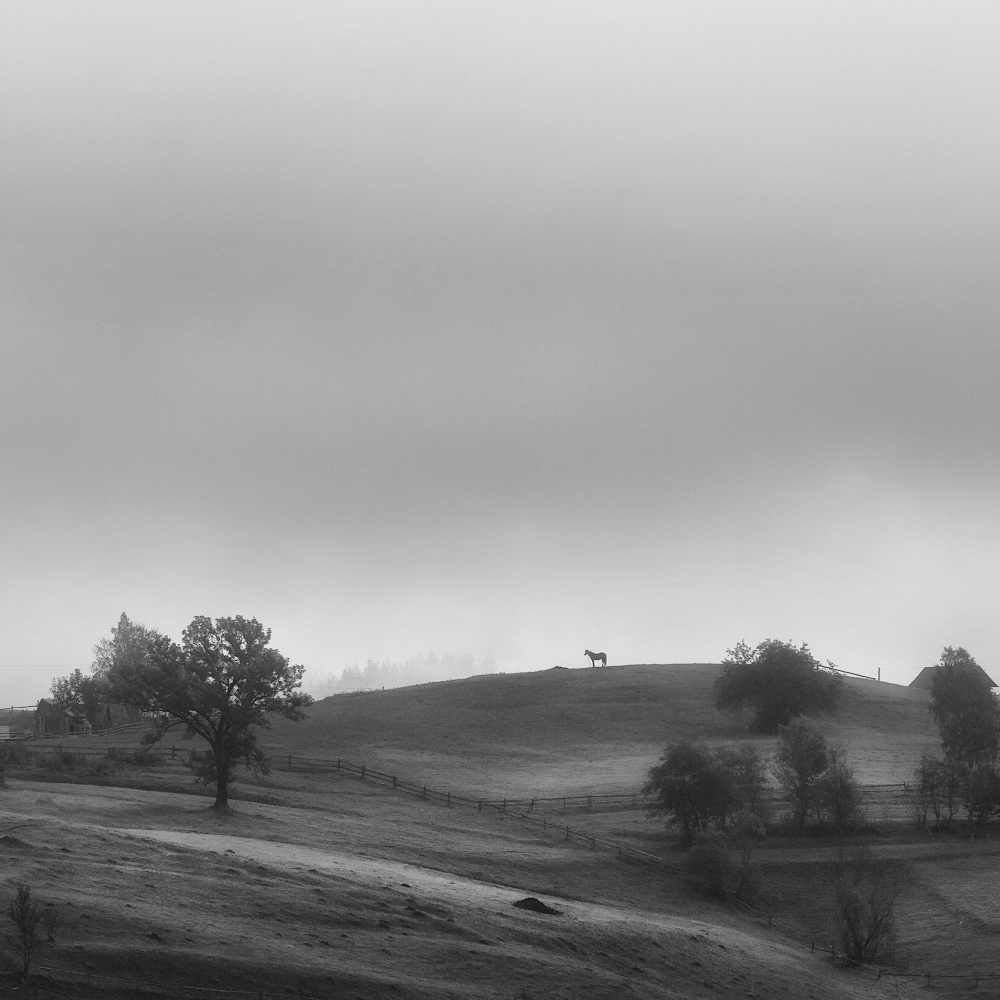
[108,614,312,809]
[774,718,830,835]
[642,741,734,846]
[50,613,158,728]
[92,612,157,681]
[49,669,105,726]
[929,646,1000,768]
[715,639,842,733]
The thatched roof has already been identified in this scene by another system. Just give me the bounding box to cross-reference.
[910,664,997,689]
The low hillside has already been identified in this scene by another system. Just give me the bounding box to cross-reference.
[263,664,940,796]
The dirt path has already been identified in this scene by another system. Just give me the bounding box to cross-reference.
[113,826,708,936]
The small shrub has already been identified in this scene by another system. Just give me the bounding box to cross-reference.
[42,750,81,772]
[818,746,864,835]
[131,748,163,768]
[5,744,33,767]
[689,826,761,905]
[89,756,119,778]
[7,883,41,974]
[41,904,59,942]
[833,846,899,964]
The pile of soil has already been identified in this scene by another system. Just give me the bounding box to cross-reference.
[512,897,562,915]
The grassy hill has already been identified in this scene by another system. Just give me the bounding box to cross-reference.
[263,663,940,796]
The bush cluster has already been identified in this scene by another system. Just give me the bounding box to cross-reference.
[645,723,864,847]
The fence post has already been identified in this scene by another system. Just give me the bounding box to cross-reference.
[565,824,569,840]
[446,792,451,808]
[337,759,340,771]
[591,837,596,850]
[422,786,427,799]
[478,801,482,812]
[392,776,397,790]
[360,765,365,780]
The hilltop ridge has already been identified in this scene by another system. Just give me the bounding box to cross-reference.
[265,663,939,795]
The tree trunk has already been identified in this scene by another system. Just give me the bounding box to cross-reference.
[213,756,231,810]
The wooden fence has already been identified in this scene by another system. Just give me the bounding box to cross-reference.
[276,754,666,864]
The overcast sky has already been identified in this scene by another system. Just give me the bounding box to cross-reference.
[2,1,999,703]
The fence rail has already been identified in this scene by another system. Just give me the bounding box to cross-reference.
[279,753,644,812]
[274,755,665,864]
[26,721,147,741]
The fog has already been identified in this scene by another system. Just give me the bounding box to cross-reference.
[2,2,999,704]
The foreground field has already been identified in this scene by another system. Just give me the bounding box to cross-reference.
[0,775,902,1000]
[3,662,981,998]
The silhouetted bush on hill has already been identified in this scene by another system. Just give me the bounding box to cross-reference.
[715,639,842,733]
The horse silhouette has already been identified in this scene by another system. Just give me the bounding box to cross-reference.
[585,649,606,668]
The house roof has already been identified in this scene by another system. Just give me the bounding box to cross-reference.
[910,664,997,689]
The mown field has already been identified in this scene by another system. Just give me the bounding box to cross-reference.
[1,662,987,999]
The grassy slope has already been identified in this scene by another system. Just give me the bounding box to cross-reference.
[263,664,940,795]
[7,667,979,998]
[0,778,899,1000]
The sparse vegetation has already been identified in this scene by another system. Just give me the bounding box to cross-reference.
[715,640,842,733]
[41,904,60,943]
[7,883,42,974]
[833,846,899,965]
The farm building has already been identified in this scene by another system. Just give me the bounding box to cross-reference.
[34,698,89,736]
[910,664,997,690]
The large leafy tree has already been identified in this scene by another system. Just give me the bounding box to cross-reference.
[715,639,842,733]
[92,612,157,682]
[109,615,312,810]
[643,741,736,847]
[929,646,1000,768]
[50,669,106,727]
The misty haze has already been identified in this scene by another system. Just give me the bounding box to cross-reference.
[2,2,1000,998]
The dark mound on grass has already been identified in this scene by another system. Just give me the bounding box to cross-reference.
[513,897,562,915]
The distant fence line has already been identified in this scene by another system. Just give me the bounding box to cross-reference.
[278,754,667,865]
[25,722,147,740]
[280,753,644,813]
